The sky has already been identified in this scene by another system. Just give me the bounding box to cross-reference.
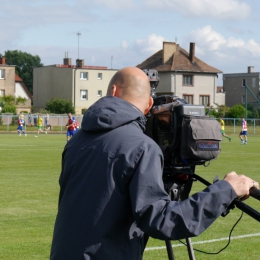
[1,0,260,86]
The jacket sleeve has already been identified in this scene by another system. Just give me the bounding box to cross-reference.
[129,143,237,240]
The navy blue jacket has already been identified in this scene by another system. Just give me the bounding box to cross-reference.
[50,96,237,260]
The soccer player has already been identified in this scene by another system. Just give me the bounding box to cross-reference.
[219,116,231,141]
[17,115,27,137]
[239,116,248,144]
[35,114,47,137]
[74,119,79,132]
[66,113,76,142]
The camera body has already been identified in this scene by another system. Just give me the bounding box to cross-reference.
[143,69,222,175]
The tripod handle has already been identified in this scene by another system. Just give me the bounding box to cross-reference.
[250,187,260,201]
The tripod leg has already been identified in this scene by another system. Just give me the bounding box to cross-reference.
[165,240,175,260]
[186,237,196,260]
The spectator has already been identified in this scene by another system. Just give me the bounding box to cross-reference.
[28,113,32,126]
[45,113,49,126]
[34,114,37,127]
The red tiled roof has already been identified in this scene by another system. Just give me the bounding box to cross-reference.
[137,45,222,74]
[15,74,23,81]
[54,64,108,70]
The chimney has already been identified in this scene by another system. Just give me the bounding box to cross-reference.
[76,59,84,67]
[163,42,178,63]
[248,66,254,73]
[189,42,195,63]
[0,56,6,65]
[63,52,72,66]
[64,58,72,66]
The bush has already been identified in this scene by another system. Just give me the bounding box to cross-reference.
[81,108,88,115]
[46,98,75,114]
[2,104,17,114]
[227,104,246,118]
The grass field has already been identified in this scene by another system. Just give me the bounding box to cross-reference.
[0,133,260,260]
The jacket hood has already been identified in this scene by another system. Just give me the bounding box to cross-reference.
[81,96,147,132]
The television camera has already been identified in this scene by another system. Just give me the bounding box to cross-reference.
[143,68,260,260]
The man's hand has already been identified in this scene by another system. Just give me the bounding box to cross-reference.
[224,171,259,200]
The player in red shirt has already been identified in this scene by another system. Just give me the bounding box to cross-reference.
[66,113,76,142]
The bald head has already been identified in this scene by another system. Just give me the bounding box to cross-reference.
[106,67,153,114]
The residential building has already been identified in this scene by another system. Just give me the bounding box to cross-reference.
[223,66,260,108]
[0,57,32,113]
[33,57,118,114]
[137,42,224,107]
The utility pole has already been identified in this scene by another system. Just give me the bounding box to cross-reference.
[77,32,81,60]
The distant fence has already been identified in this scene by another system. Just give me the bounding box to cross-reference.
[221,118,260,135]
[1,115,260,135]
[0,114,84,133]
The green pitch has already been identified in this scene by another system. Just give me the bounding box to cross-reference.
[0,133,260,260]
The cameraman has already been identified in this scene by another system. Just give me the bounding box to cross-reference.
[50,67,258,260]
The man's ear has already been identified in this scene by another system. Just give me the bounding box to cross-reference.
[110,85,118,97]
[144,97,153,115]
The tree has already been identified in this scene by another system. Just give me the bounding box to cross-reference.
[227,104,247,118]
[252,109,259,119]
[45,98,75,114]
[2,50,43,94]
[0,95,27,114]
[217,105,230,118]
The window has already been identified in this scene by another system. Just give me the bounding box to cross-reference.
[252,78,256,88]
[183,95,193,104]
[0,90,5,96]
[242,95,245,104]
[80,90,88,100]
[199,95,210,106]
[80,72,88,80]
[183,75,193,86]
[97,90,102,97]
[0,69,5,79]
[98,73,102,80]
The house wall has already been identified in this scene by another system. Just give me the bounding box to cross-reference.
[155,72,219,106]
[74,69,117,114]
[223,72,260,107]
[215,93,225,106]
[15,82,30,99]
[0,66,15,95]
[33,66,74,111]
[33,66,117,114]
[155,72,173,94]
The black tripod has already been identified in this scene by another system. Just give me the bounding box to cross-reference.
[162,167,260,260]
[163,166,197,260]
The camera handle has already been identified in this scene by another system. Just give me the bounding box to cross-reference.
[193,173,260,222]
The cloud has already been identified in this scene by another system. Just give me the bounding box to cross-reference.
[183,25,260,76]
[143,0,251,20]
[184,25,226,54]
[121,40,128,50]
[93,0,136,10]
[185,25,260,57]
[133,34,166,54]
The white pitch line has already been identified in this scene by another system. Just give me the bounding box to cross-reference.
[145,233,260,251]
